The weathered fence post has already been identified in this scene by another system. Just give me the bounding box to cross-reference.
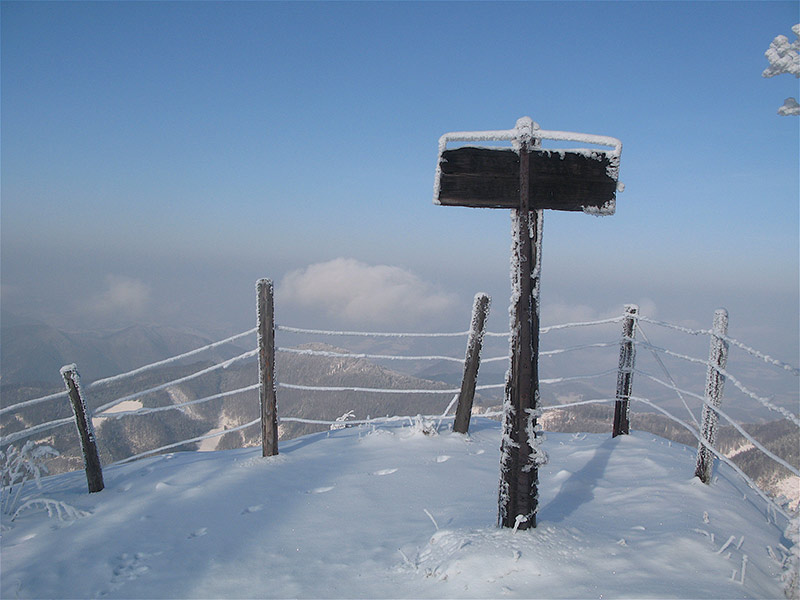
[694,308,729,483]
[612,304,638,437]
[257,279,279,457]
[60,364,104,493]
[453,293,491,434]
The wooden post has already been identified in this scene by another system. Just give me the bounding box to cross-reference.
[498,127,543,530]
[453,293,491,434]
[612,304,639,437]
[257,279,278,457]
[694,308,729,483]
[433,117,623,531]
[60,364,104,493]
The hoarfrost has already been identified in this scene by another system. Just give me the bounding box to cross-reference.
[1,441,59,515]
[778,97,800,116]
[763,25,800,79]
[522,406,548,471]
[330,410,356,430]
[763,24,800,116]
[783,513,799,598]
[11,498,90,522]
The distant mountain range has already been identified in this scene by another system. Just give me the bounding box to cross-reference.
[2,317,797,511]
[1,313,247,386]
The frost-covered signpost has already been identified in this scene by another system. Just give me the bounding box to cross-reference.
[434,117,622,529]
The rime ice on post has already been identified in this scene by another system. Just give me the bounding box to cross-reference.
[613,304,639,437]
[60,364,104,493]
[257,279,278,457]
[453,293,491,434]
[695,308,729,484]
[433,117,622,529]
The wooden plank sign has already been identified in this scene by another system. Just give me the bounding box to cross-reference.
[437,147,619,212]
[433,117,622,530]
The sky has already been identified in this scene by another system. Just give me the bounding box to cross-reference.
[2,1,798,363]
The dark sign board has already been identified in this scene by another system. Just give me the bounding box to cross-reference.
[437,146,617,212]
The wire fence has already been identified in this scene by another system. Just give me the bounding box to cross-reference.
[1,302,797,520]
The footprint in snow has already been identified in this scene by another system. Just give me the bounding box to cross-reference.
[308,486,334,494]
[242,505,264,514]
[109,552,151,585]
[188,527,208,539]
[436,455,451,463]
[372,468,398,476]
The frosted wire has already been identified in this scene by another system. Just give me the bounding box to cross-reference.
[637,316,712,337]
[542,397,617,411]
[0,417,74,446]
[634,339,800,426]
[540,316,624,333]
[88,328,257,389]
[634,368,800,477]
[277,347,465,363]
[278,383,462,394]
[437,394,460,430]
[1,328,258,417]
[279,414,458,427]
[636,324,700,428]
[638,315,799,375]
[277,382,506,394]
[93,349,258,415]
[112,417,261,465]
[0,391,69,416]
[480,341,617,365]
[541,340,619,356]
[1,317,621,418]
[481,355,512,363]
[540,368,618,385]
[630,396,791,521]
[96,384,260,419]
[277,325,469,338]
[719,334,800,376]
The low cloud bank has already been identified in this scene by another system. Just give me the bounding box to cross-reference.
[277,258,458,328]
[88,275,152,318]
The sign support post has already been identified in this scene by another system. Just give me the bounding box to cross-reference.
[433,117,622,529]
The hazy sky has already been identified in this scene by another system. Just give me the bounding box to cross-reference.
[2,1,798,361]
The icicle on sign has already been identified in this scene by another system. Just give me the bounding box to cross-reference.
[434,117,623,530]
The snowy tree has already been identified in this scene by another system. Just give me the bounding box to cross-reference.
[762,24,800,116]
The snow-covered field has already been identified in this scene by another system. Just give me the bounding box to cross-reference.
[1,419,793,599]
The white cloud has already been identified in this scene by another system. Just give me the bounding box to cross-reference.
[277,258,458,328]
[89,275,151,318]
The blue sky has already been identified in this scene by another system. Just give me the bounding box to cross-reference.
[2,1,798,359]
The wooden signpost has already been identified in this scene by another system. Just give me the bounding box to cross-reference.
[434,117,622,529]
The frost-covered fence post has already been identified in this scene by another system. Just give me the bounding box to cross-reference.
[60,365,104,493]
[434,116,623,530]
[257,279,278,457]
[454,293,491,434]
[694,308,729,483]
[612,304,638,437]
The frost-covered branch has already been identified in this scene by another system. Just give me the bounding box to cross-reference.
[1,442,59,517]
[763,24,800,116]
[11,498,90,522]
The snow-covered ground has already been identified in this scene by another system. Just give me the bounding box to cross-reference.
[1,419,794,599]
